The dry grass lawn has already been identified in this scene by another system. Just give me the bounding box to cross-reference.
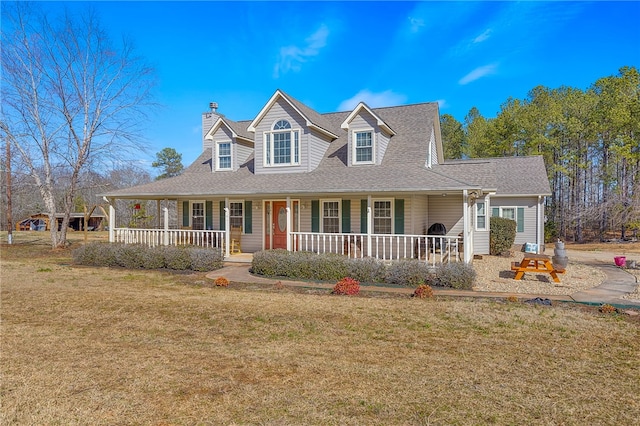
[2,233,640,425]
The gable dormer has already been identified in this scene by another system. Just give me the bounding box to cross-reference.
[341,102,395,166]
[204,117,253,172]
[248,90,339,174]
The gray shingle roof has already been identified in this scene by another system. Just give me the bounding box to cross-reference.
[104,98,550,199]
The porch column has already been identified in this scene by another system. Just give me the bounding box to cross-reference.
[224,201,230,258]
[366,195,372,256]
[463,190,471,263]
[108,202,115,243]
[537,195,544,252]
[286,197,291,251]
[156,200,161,228]
[163,207,169,246]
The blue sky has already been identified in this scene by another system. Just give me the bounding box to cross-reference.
[50,1,639,170]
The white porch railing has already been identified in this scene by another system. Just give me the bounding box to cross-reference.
[290,232,462,265]
[114,228,225,249]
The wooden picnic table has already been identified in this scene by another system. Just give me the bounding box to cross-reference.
[511,253,565,283]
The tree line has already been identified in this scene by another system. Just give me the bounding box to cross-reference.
[441,66,640,243]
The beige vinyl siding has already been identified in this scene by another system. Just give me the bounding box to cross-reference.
[253,99,308,175]
[428,128,439,167]
[210,126,233,172]
[409,194,428,235]
[307,130,332,171]
[235,139,254,170]
[490,197,538,245]
[474,196,490,254]
[426,194,464,236]
[238,198,262,252]
[201,112,219,151]
[347,112,391,166]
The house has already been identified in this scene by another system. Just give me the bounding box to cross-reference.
[102,90,551,263]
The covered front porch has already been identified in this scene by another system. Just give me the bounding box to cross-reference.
[105,191,478,265]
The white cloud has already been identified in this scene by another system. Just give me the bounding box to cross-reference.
[338,90,408,111]
[408,17,425,34]
[436,99,448,109]
[473,29,492,43]
[273,24,329,78]
[458,64,498,85]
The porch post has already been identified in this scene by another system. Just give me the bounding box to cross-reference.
[463,190,470,263]
[108,202,115,243]
[366,195,372,256]
[537,195,544,252]
[224,200,230,258]
[286,197,291,251]
[156,200,161,228]
[163,207,169,246]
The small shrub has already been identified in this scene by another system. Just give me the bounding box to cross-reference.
[190,248,224,272]
[386,259,432,286]
[434,262,476,289]
[309,253,349,281]
[142,246,166,269]
[72,242,117,267]
[599,304,618,314]
[347,257,387,283]
[490,216,517,255]
[115,244,146,269]
[214,276,229,287]
[332,277,360,296]
[163,246,192,270]
[506,295,519,303]
[413,284,434,299]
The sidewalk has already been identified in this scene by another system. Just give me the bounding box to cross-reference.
[207,250,640,308]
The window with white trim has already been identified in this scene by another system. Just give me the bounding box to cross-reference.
[322,200,340,233]
[492,206,524,232]
[229,201,243,229]
[373,200,392,234]
[501,207,516,221]
[192,201,205,230]
[476,202,486,231]
[264,120,300,166]
[353,130,374,164]
[216,141,232,170]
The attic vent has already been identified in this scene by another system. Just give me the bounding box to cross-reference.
[209,102,218,112]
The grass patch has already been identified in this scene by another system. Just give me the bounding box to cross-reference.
[1,232,640,424]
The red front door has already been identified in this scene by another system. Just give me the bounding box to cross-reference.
[271,201,287,249]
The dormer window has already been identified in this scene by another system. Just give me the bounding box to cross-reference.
[353,130,374,164]
[264,120,300,167]
[216,141,232,170]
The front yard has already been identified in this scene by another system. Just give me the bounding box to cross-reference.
[1,233,639,424]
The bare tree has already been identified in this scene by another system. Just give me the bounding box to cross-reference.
[1,3,156,247]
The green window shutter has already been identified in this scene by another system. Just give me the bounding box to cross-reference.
[394,199,404,234]
[219,200,225,230]
[492,207,499,217]
[182,201,189,227]
[360,199,368,233]
[205,201,213,229]
[517,207,525,233]
[311,200,320,232]
[244,201,252,234]
[341,200,351,233]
